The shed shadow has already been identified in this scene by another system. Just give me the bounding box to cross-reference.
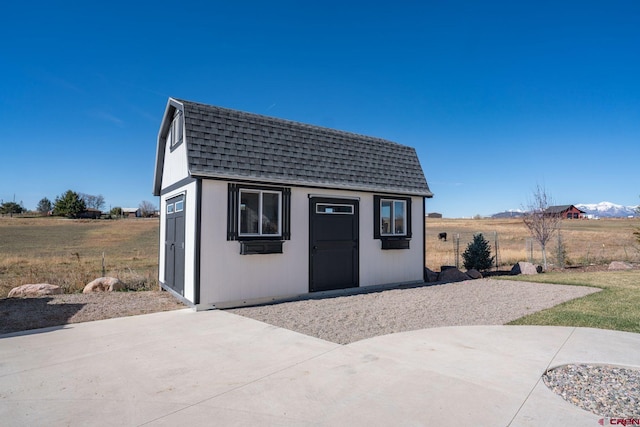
[0,297,85,337]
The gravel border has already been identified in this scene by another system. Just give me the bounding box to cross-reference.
[227,278,600,345]
[544,364,640,418]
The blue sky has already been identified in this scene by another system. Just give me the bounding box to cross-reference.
[1,1,638,217]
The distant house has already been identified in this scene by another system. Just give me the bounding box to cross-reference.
[544,205,585,219]
[78,208,102,219]
[122,208,140,218]
[427,212,442,219]
[153,98,433,309]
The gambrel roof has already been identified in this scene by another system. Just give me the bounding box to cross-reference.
[154,98,432,197]
[544,205,585,214]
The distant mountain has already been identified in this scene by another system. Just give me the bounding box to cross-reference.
[576,202,638,218]
[491,202,638,219]
[491,210,525,219]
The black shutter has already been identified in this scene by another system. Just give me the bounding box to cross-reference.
[373,195,382,239]
[227,183,238,240]
[406,197,412,238]
[282,188,291,240]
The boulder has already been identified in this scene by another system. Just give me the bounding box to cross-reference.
[83,277,125,293]
[8,284,62,298]
[465,269,483,279]
[437,267,471,283]
[511,262,540,275]
[424,267,439,283]
[608,261,633,271]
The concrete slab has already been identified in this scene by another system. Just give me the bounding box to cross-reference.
[1,310,639,426]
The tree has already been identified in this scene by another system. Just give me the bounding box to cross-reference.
[462,233,495,271]
[110,206,123,217]
[53,190,86,218]
[522,184,562,270]
[0,201,24,217]
[36,197,52,215]
[138,201,157,217]
[80,193,105,211]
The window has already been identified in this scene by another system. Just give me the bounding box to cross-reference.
[169,111,183,149]
[380,199,406,235]
[175,200,184,213]
[239,189,280,236]
[316,203,354,214]
[167,203,174,214]
[373,195,412,249]
[227,184,291,243]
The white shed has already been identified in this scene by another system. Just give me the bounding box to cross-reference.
[153,98,433,309]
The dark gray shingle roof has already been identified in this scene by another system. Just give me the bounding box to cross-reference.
[170,98,431,196]
[544,205,585,214]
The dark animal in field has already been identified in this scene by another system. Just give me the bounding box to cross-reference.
[438,232,447,241]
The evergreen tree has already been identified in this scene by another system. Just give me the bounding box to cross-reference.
[462,233,495,271]
[0,201,24,217]
[53,190,86,218]
[36,197,52,215]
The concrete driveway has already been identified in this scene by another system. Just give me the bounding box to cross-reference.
[1,309,639,426]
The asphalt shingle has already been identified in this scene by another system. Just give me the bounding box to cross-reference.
[177,99,432,197]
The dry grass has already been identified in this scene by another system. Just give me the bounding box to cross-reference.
[0,217,159,298]
[426,217,640,270]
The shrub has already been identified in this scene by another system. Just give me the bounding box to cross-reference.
[462,233,495,271]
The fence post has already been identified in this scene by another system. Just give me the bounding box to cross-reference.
[494,231,499,270]
[454,233,460,269]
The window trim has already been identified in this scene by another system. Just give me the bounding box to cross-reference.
[315,203,354,215]
[238,188,282,237]
[227,183,291,242]
[169,111,184,152]
[373,195,412,249]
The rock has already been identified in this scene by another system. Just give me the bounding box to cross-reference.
[8,284,62,298]
[466,269,483,279]
[440,265,456,271]
[437,268,471,283]
[608,261,633,271]
[424,267,439,283]
[511,262,540,275]
[83,277,125,293]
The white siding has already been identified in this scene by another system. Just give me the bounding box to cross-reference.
[161,138,189,189]
[197,181,425,308]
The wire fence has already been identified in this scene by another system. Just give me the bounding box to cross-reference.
[427,230,640,271]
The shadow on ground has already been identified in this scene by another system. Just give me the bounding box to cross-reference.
[0,297,85,336]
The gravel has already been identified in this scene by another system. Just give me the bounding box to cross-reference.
[227,278,600,345]
[544,364,640,417]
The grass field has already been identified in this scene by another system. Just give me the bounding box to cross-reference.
[426,217,640,270]
[0,216,159,298]
[502,270,640,334]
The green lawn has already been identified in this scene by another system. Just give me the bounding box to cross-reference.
[501,270,640,333]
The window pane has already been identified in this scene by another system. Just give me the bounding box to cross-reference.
[262,192,280,235]
[381,200,392,235]
[167,203,174,214]
[175,200,184,212]
[240,192,259,234]
[394,201,405,234]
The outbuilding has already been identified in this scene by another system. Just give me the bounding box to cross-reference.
[544,205,586,219]
[153,98,433,309]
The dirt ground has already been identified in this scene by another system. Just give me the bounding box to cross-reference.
[0,291,186,335]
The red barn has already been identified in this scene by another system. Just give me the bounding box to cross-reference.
[544,205,585,219]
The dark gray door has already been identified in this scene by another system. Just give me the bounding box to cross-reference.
[165,194,185,295]
[309,198,359,292]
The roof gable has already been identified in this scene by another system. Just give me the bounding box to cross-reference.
[155,98,432,197]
